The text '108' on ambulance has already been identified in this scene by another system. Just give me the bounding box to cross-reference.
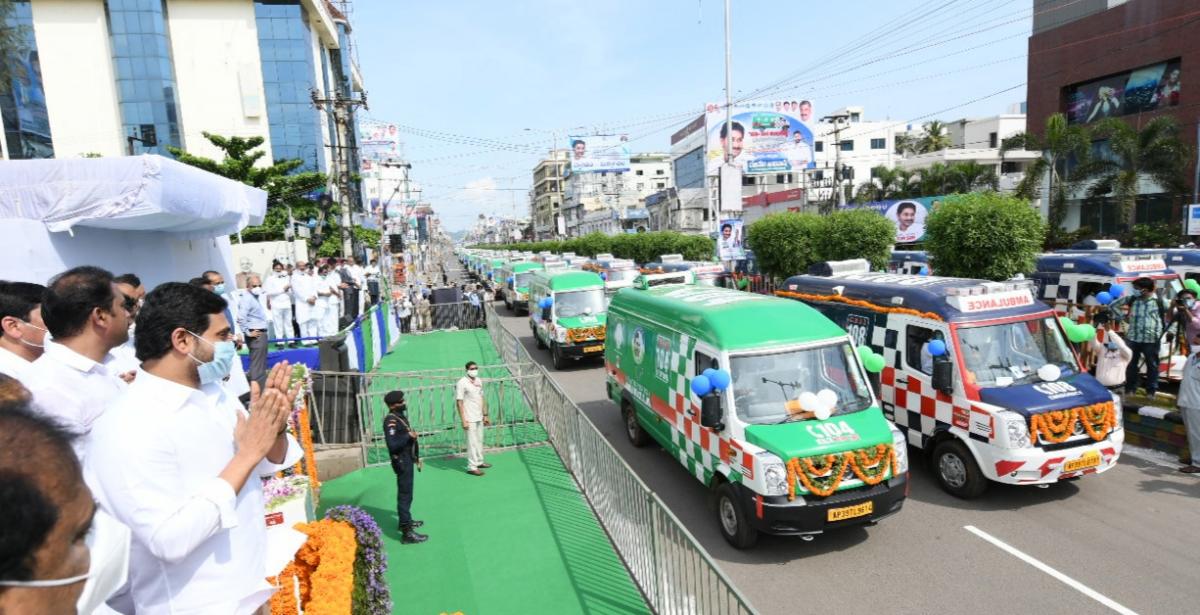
[528,268,607,370]
[779,260,1124,499]
[605,271,908,549]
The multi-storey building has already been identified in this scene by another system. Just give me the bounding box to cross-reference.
[530,150,567,240]
[563,152,671,236]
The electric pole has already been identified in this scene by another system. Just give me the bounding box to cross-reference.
[311,89,368,257]
[822,112,850,210]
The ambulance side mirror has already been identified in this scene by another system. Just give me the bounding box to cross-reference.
[932,360,954,395]
[700,394,724,430]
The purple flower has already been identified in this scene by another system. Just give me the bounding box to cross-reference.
[325,505,391,614]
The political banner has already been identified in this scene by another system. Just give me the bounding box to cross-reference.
[717,219,746,261]
[846,196,945,244]
[704,100,816,176]
[358,119,401,161]
[566,134,631,173]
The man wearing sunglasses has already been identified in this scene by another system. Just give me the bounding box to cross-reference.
[110,273,146,376]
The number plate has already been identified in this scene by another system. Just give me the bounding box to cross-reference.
[1063,451,1101,473]
[583,345,604,354]
[826,500,873,522]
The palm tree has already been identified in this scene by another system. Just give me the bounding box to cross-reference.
[918,120,952,154]
[894,133,918,157]
[1078,116,1190,229]
[917,162,952,196]
[946,161,999,193]
[856,165,918,202]
[1000,112,1091,229]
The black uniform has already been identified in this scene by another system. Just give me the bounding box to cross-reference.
[384,410,420,528]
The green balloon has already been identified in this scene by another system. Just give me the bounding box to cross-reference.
[857,345,873,363]
[1187,279,1200,294]
[1066,323,1092,344]
[1058,316,1074,331]
[864,353,886,373]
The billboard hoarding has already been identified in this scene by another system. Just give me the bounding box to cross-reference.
[358,119,401,161]
[566,134,631,173]
[1065,59,1181,124]
[847,196,945,243]
[704,100,816,177]
[718,218,746,261]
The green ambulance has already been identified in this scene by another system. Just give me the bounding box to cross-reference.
[529,268,607,369]
[605,272,908,548]
[500,261,545,315]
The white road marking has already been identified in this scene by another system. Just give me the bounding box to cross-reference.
[964,525,1138,615]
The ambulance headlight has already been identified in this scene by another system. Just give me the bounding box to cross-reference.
[553,326,567,343]
[1004,414,1031,449]
[891,429,909,474]
[1111,392,1123,430]
[763,463,788,496]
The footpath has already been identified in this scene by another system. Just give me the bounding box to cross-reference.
[316,328,649,614]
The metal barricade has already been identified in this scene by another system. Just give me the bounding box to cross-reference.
[484,304,756,615]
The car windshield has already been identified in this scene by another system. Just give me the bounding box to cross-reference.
[696,274,723,287]
[513,272,533,289]
[730,343,873,425]
[957,317,1075,387]
[555,289,605,318]
[606,268,639,284]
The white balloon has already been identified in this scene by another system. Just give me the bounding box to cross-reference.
[797,392,819,413]
[813,403,834,421]
[816,389,838,409]
[1037,364,1061,382]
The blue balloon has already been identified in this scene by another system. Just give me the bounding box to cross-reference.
[544,296,553,306]
[709,369,731,391]
[507,276,514,284]
[1108,283,1124,298]
[600,272,608,280]
[918,266,930,276]
[928,339,947,356]
[702,368,717,380]
[690,375,713,397]
[487,272,493,279]
[1096,291,1113,305]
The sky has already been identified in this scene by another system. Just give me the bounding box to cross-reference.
[352,0,1033,232]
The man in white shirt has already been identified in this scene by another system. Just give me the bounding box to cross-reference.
[291,262,321,344]
[0,281,48,383]
[28,266,131,454]
[264,261,294,344]
[87,282,301,614]
[455,361,491,476]
[322,263,343,336]
[109,273,146,375]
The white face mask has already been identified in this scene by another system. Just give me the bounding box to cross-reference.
[467,368,479,378]
[18,319,46,349]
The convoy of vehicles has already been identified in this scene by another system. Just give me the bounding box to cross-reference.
[606,271,907,548]
[499,261,544,314]
[780,261,1124,498]
[582,254,641,303]
[640,254,730,287]
[528,268,608,369]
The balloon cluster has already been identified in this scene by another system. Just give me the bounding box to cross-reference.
[856,345,885,373]
[690,368,732,397]
[538,297,554,310]
[1094,282,1125,305]
[796,389,840,420]
[1058,316,1096,344]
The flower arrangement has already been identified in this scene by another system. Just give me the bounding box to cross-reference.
[276,364,321,499]
[785,444,898,499]
[324,506,392,615]
[263,475,309,511]
[1029,402,1116,445]
[269,519,357,615]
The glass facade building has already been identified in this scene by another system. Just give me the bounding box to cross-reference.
[254,0,324,172]
[104,0,184,155]
[0,0,54,159]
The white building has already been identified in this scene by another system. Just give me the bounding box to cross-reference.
[563,153,672,236]
[896,114,1039,193]
[530,150,568,240]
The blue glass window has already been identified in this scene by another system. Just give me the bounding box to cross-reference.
[0,0,54,158]
[255,0,324,172]
[104,0,183,155]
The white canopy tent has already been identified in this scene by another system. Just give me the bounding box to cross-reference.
[0,155,266,288]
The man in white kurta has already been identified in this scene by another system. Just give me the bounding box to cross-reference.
[86,282,301,614]
[264,264,293,343]
[323,267,343,336]
[290,262,320,344]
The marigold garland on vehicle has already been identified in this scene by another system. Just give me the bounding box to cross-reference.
[786,444,898,499]
[773,290,945,322]
[1029,402,1115,444]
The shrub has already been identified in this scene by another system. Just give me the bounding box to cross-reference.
[745,212,824,281]
[1121,222,1183,248]
[813,209,895,271]
[925,192,1045,281]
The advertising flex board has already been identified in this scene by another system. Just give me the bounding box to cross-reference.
[846,196,945,244]
[358,119,401,161]
[566,134,631,174]
[717,218,746,261]
[704,100,816,176]
[1065,59,1181,124]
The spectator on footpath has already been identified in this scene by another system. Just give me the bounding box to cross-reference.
[28,267,131,457]
[264,261,293,346]
[1174,334,1200,474]
[456,361,491,476]
[86,283,302,614]
[0,281,48,382]
[236,275,270,391]
[383,390,427,544]
[0,401,132,615]
[1108,277,1167,398]
[1088,313,1133,390]
[110,273,146,375]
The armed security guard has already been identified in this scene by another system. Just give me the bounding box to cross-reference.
[384,390,427,544]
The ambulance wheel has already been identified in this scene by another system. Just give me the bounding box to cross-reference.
[535,333,546,350]
[622,401,650,447]
[932,440,987,499]
[716,483,758,549]
[551,344,567,370]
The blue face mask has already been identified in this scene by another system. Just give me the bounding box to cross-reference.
[187,332,236,384]
[212,283,227,295]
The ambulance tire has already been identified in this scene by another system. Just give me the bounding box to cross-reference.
[551,344,567,370]
[535,330,546,349]
[932,439,987,499]
[716,482,758,549]
[622,401,650,447]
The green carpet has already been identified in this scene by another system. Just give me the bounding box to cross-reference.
[319,446,649,615]
[363,330,546,464]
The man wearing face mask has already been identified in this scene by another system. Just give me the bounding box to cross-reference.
[0,281,48,383]
[1109,277,1167,398]
[264,261,294,346]
[291,262,321,344]
[383,390,427,544]
[86,282,302,614]
[27,266,130,459]
[201,270,252,400]
[455,361,491,476]
[236,274,271,391]
[0,400,131,615]
[1167,288,1200,352]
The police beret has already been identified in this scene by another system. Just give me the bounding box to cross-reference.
[384,390,405,406]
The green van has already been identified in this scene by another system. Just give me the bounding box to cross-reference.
[499,261,544,314]
[605,272,908,548]
[528,269,607,369]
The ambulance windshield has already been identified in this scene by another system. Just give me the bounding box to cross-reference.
[513,272,533,289]
[554,289,605,318]
[730,343,873,424]
[957,317,1075,387]
[606,268,640,284]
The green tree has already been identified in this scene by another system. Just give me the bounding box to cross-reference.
[1078,116,1191,229]
[746,213,824,281]
[946,161,999,193]
[894,133,918,157]
[916,162,952,196]
[167,133,327,246]
[924,192,1045,281]
[1000,112,1091,231]
[918,120,952,153]
[856,165,917,202]
[814,209,895,271]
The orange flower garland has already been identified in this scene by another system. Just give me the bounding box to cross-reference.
[295,400,321,497]
[774,290,945,322]
[1029,402,1116,445]
[269,519,357,615]
[785,444,898,499]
